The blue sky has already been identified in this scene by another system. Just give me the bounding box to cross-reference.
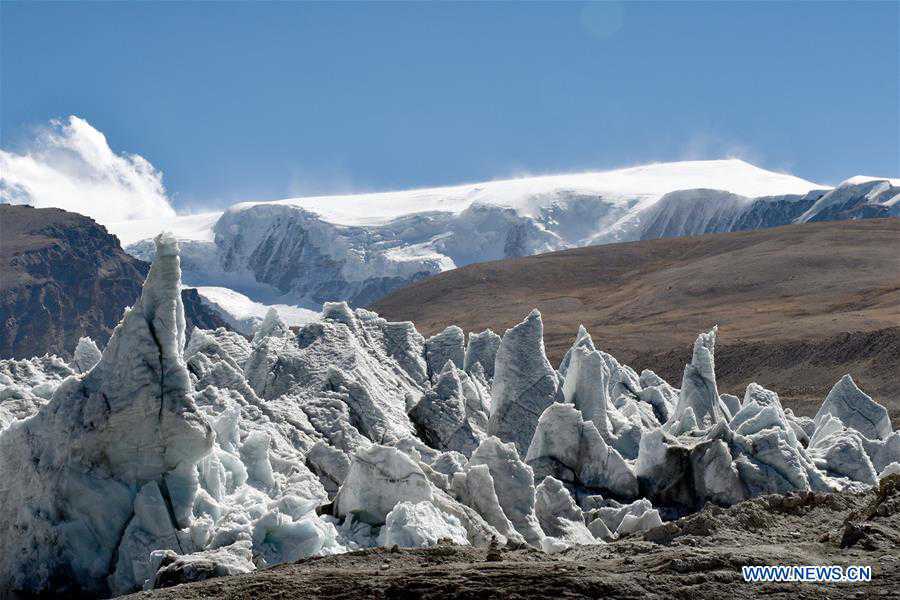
[2,1,898,210]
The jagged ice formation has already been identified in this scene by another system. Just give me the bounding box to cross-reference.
[1,236,897,595]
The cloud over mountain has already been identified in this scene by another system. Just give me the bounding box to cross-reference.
[0,115,176,224]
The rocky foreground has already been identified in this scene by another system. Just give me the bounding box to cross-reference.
[129,478,900,599]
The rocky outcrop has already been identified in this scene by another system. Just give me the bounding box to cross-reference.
[0,205,229,359]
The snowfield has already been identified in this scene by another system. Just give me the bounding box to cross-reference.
[192,286,319,335]
[1,235,897,596]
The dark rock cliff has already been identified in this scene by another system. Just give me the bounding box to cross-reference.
[0,205,229,359]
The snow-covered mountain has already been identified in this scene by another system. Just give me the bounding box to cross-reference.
[114,159,898,316]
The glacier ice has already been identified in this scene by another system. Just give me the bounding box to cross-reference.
[0,233,896,595]
[72,336,103,373]
[334,444,434,525]
[670,326,730,428]
[814,374,891,441]
[0,233,214,594]
[464,329,501,379]
[526,402,638,501]
[488,309,562,456]
[424,326,465,379]
[377,500,469,548]
[534,476,596,545]
[409,361,486,457]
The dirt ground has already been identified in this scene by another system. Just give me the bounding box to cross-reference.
[371,219,900,425]
[128,478,900,600]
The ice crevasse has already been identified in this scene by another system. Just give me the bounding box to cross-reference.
[0,233,897,596]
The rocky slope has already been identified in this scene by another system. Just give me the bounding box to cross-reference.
[117,160,899,312]
[0,205,229,359]
[371,219,900,424]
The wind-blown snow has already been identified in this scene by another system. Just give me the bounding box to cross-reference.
[840,175,900,187]
[229,159,825,227]
[2,238,896,595]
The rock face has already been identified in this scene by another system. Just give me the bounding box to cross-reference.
[0,205,229,359]
[1,229,897,596]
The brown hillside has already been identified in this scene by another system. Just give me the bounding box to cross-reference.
[371,219,900,424]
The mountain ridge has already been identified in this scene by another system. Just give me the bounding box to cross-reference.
[113,160,896,318]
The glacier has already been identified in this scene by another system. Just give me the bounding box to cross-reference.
[115,160,900,317]
[1,235,898,596]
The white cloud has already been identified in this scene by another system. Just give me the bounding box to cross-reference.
[0,116,176,224]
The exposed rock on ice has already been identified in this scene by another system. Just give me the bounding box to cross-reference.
[488,310,562,456]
